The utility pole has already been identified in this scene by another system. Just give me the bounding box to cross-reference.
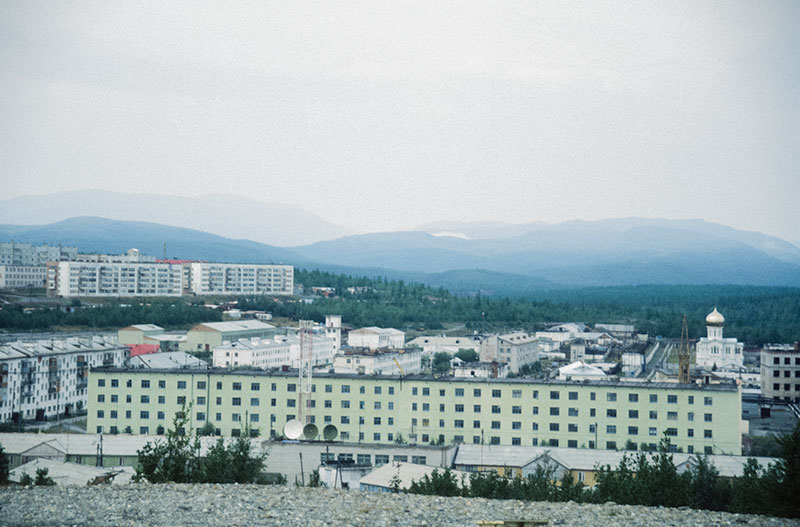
[678,315,690,384]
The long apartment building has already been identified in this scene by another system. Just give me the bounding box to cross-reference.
[0,337,129,423]
[760,342,800,402]
[0,242,77,266]
[189,263,293,296]
[0,265,47,288]
[47,261,184,297]
[87,369,743,455]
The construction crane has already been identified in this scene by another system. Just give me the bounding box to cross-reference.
[678,315,691,384]
[392,357,405,376]
[299,320,314,423]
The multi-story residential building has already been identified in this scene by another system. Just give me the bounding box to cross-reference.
[74,248,155,264]
[0,242,77,266]
[0,265,47,289]
[695,308,743,371]
[46,261,183,297]
[406,335,482,356]
[87,369,743,455]
[347,327,405,349]
[181,320,277,353]
[760,342,800,402]
[0,337,128,423]
[480,332,539,374]
[333,348,422,375]
[188,263,293,296]
[213,333,336,370]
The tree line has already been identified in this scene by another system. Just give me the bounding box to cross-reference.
[406,426,800,518]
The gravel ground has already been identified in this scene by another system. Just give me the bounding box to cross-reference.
[1,485,799,527]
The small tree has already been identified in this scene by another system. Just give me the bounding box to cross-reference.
[307,468,322,487]
[34,467,56,486]
[134,408,201,483]
[18,472,33,486]
[0,442,9,484]
[389,470,402,493]
[432,352,452,375]
[455,349,479,363]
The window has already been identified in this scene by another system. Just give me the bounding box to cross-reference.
[533,406,539,415]
[440,389,446,396]
[628,409,638,419]
[422,387,430,396]
[649,427,657,436]
[389,387,394,395]
[374,417,381,425]
[196,412,206,421]
[324,384,332,393]
[455,404,464,412]
[251,398,259,406]
[126,395,132,403]
[341,416,350,424]
[111,379,118,387]
[568,423,578,432]
[473,388,481,397]
[590,408,596,417]
[375,455,389,466]
[667,395,677,404]
[111,395,118,403]
[412,387,418,395]
[550,407,560,416]
[473,420,481,428]
[667,412,678,421]
[628,426,638,435]
[141,380,150,388]
[665,428,678,437]
[568,407,578,417]
[649,411,658,419]
[374,401,381,410]
[126,380,132,388]
[373,433,381,441]
[590,392,596,401]
[549,423,559,432]
[492,405,501,414]
[549,391,560,400]
[360,386,366,394]
[607,392,617,402]
[606,441,616,450]
[98,379,106,387]
[649,394,658,403]
[177,396,186,405]
[97,410,104,418]
[512,421,521,430]
[568,391,578,400]
[704,429,713,438]
[110,410,117,418]
[97,394,105,403]
[492,389,501,398]
[474,404,481,413]
[606,409,617,418]
[455,420,464,428]
[232,397,241,406]
[140,410,149,419]
[286,383,295,392]
[389,402,394,410]
[374,386,382,394]
[251,382,260,391]
[512,437,521,446]
[688,412,694,422]
[287,399,296,407]
[688,396,694,404]
[341,400,350,408]
[177,381,186,389]
[439,404,445,412]
[628,393,638,402]
[342,385,350,393]
[688,428,694,437]
[704,397,712,406]
[455,388,464,397]
[491,421,501,429]
[512,390,522,398]
[158,411,165,420]
[140,395,149,404]
[606,425,616,434]
[491,437,500,445]
[197,381,207,390]
[412,403,417,411]
[232,414,241,422]
[533,390,539,399]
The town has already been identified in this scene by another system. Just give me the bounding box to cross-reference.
[1,242,797,515]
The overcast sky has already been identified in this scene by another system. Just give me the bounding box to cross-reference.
[1,2,798,243]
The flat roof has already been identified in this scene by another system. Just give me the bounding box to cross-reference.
[89,368,739,391]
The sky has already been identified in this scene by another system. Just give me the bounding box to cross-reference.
[1,2,799,243]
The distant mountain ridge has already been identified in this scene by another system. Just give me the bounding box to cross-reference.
[1,215,799,294]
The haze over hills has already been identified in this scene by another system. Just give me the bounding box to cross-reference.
[1,216,800,294]
[0,190,353,247]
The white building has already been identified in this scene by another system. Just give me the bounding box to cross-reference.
[333,349,422,375]
[695,308,743,371]
[0,337,128,423]
[0,265,47,288]
[188,262,293,296]
[213,333,336,370]
[480,332,539,374]
[405,335,482,356]
[325,315,342,351]
[47,261,183,297]
[621,352,645,376]
[760,342,800,402]
[347,327,405,350]
[0,242,77,266]
[129,351,208,370]
[453,361,510,379]
[557,361,608,381]
[74,248,155,263]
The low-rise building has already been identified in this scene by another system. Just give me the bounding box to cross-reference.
[0,337,128,423]
[87,369,745,455]
[181,320,277,353]
[453,361,510,379]
[359,462,470,493]
[347,327,405,349]
[129,351,208,370]
[213,333,336,370]
[405,335,482,356]
[760,342,800,403]
[333,348,422,375]
[118,324,165,345]
[557,361,608,381]
[480,332,539,374]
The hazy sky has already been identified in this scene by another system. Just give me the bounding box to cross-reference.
[1,2,799,242]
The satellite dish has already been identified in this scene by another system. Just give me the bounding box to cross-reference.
[323,424,338,441]
[303,423,319,440]
[283,419,303,440]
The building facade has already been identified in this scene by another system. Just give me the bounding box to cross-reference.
[695,308,744,371]
[188,263,293,296]
[181,320,277,353]
[0,337,129,423]
[87,369,743,455]
[47,261,183,297]
[0,242,77,266]
[213,334,336,370]
[333,349,422,375]
[347,327,405,349]
[760,342,800,402]
[480,332,539,374]
[0,265,47,289]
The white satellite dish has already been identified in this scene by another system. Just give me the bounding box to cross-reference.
[283,419,303,440]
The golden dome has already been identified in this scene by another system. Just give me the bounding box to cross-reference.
[705,307,725,327]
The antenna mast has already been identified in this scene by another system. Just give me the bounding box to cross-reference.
[299,320,314,423]
[678,315,690,384]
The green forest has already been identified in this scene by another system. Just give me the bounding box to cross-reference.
[1,268,799,345]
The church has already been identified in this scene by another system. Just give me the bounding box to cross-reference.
[695,308,744,370]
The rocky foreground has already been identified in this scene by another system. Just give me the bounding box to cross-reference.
[1,485,799,527]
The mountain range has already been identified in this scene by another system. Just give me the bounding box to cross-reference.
[2,208,800,295]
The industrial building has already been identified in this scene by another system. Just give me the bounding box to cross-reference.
[87,369,744,455]
[181,320,277,353]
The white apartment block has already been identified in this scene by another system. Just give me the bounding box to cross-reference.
[47,261,183,297]
[189,263,293,296]
[760,343,800,403]
[213,333,337,370]
[480,332,539,374]
[74,248,155,264]
[347,327,405,349]
[333,349,422,375]
[0,265,47,288]
[0,242,77,266]
[0,337,129,423]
